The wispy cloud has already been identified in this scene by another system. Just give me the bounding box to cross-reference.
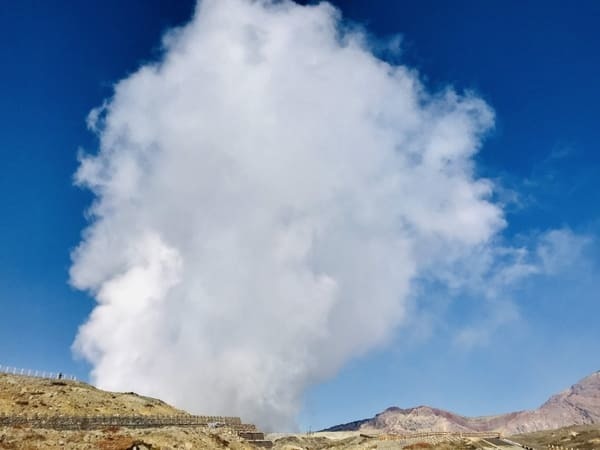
[446,227,593,350]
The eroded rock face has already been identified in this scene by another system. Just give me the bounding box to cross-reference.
[325,371,600,435]
[542,370,600,418]
[501,371,600,434]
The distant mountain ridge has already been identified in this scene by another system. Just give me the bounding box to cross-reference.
[324,371,600,435]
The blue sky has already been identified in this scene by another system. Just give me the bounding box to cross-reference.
[1,0,599,431]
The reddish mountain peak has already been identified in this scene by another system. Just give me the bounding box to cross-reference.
[323,371,600,435]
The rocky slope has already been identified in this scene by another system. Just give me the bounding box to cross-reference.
[324,371,600,435]
[511,424,600,449]
[0,425,254,450]
[0,373,259,449]
[0,373,187,416]
[503,369,600,434]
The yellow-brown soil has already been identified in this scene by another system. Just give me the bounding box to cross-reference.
[0,373,256,449]
[0,373,185,417]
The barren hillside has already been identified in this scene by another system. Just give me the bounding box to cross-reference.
[0,373,263,449]
[510,424,600,449]
[325,371,600,435]
[0,373,187,417]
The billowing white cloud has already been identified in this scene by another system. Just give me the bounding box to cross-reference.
[71,0,505,429]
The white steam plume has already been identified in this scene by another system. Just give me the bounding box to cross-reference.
[71,0,503,429]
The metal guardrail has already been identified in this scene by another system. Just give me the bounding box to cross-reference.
[0,413,243,430]
[0,365,77,381]
[385,431,502,439]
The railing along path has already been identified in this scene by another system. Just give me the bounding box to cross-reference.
[0,413,243,430]
[0,365,76,381]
